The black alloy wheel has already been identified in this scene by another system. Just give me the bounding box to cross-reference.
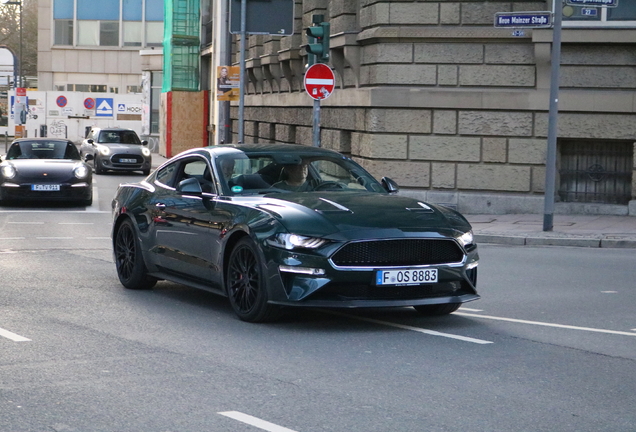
[226,237,280,322]
[114,219,156,290]
[413,303,461,316]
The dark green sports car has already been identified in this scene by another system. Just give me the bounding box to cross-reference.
[111,144,479,322]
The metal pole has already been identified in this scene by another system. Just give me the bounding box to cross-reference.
[238,0,246,143]
[312,99,320,147]
[18,0,22,88]
[543,0,562,232]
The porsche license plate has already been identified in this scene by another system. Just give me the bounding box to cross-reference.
[120,158,136,163]
[376,268,438,286]
[32,184,61,191]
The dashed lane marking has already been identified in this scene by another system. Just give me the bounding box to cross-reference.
[219,412,298,432]
[455,312,636,337]
[325,310,493,344]
[0,327,31,342]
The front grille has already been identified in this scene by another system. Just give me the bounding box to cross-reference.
[331,239,464,267]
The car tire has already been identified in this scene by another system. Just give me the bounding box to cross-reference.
[226,237,281,323]
[94,157,104,174]
[142,168,150,176]
[114,218,157,290]
[413,303,461,316]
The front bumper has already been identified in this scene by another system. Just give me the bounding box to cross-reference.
[1,183,92,202]
[99,155,151,172]
[264,245,480,308]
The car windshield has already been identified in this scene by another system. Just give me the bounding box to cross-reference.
[6,141,81,160]
[216,152,385,195]
[97,131,141,145]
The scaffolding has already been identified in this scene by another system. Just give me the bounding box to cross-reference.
[163,0,201,92]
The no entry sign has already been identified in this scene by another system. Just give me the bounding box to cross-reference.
[304,63,335,100]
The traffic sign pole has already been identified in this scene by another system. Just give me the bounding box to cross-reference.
[313,99,321,147]
[543,1,563,232]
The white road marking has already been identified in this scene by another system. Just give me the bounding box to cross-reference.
[36,237,73,240]
[218,411,298,432]
[0,210,109,214]
[459,307,483,312]
[0,327,31,342]
[325,311,493,344]
[601,291,618,293]
[455,312,636,337]
[0,237,25,240]
[8,222,44,224]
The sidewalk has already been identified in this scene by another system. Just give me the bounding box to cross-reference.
[466,213,636,249]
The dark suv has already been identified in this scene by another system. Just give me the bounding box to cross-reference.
[80,127,152,175]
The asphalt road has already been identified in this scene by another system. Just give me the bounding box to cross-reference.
[1,172,635,432]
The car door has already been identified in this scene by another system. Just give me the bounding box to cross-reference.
[149,156,227,284]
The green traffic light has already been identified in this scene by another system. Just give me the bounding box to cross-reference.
[306,22,330,63]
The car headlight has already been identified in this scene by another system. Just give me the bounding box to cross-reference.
[457,230,474,248]
[1,164,16,179]
[268,233,328,250]
[142,147,151,157]
[98,146,110,156]
[74,165,90,179]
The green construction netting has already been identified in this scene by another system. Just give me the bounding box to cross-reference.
[163,0,201,92]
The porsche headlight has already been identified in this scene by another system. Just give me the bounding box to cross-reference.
[74,165,90,179]
[457,230,474,248]
[268,233,328,250]
[142,147,151,157]
[98,146,111,156]
[1,164,16,179]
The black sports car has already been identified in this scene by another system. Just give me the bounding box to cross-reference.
[0,138,93,206]
[111,144,479,322]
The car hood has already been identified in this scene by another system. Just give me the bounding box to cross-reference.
[2,160,87,181]
[240,192,471,239]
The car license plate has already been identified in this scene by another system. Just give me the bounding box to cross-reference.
[376,268,438,286]
[32,184,61,191]
[120,158,136,163]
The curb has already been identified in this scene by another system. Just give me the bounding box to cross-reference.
[474,234,636,249]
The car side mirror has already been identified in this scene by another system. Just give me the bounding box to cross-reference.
[142,140,148,146]
[177,177,203,194]
[381,177,399,194]
[84,153,94,162]
[88,139,94,145]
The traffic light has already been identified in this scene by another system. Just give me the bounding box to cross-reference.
[306,21,330,64]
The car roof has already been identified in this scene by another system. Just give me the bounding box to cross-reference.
[13,138,71,143]
[203,143,347,158]
[93,127,136,132]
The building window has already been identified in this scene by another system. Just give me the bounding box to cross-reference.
[563,3,636,27]
[559,140,633,205]
[66,84,108,92]
[54,20,73,45]
[52,0,164,47]
[127,85,142,93]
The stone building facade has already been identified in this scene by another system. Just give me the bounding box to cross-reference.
[225,0,636,215]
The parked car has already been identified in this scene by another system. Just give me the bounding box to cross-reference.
[0,138,92,206]
[80,127,151,175]
[111,144,479,322]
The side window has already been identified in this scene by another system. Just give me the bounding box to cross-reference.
[177,158,216,194]
[155,162,178,188]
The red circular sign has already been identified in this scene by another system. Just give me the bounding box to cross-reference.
[84,98,95,110]
[304,63,335,100]
[56,96,68,107]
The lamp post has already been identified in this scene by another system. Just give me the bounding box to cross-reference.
[1,0,22,88]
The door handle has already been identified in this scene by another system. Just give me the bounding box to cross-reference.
[155,203,166,210]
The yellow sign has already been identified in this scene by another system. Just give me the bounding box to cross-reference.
[217,66,240,102]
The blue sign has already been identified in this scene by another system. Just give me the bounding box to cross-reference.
[565,0,618,7]
[96,98,114,117]
[494,12,552,28]
[582,8,598,16]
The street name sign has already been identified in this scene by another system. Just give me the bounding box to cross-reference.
[304,63,335,100]
[494,11,552,28]
[565,0,618,7]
